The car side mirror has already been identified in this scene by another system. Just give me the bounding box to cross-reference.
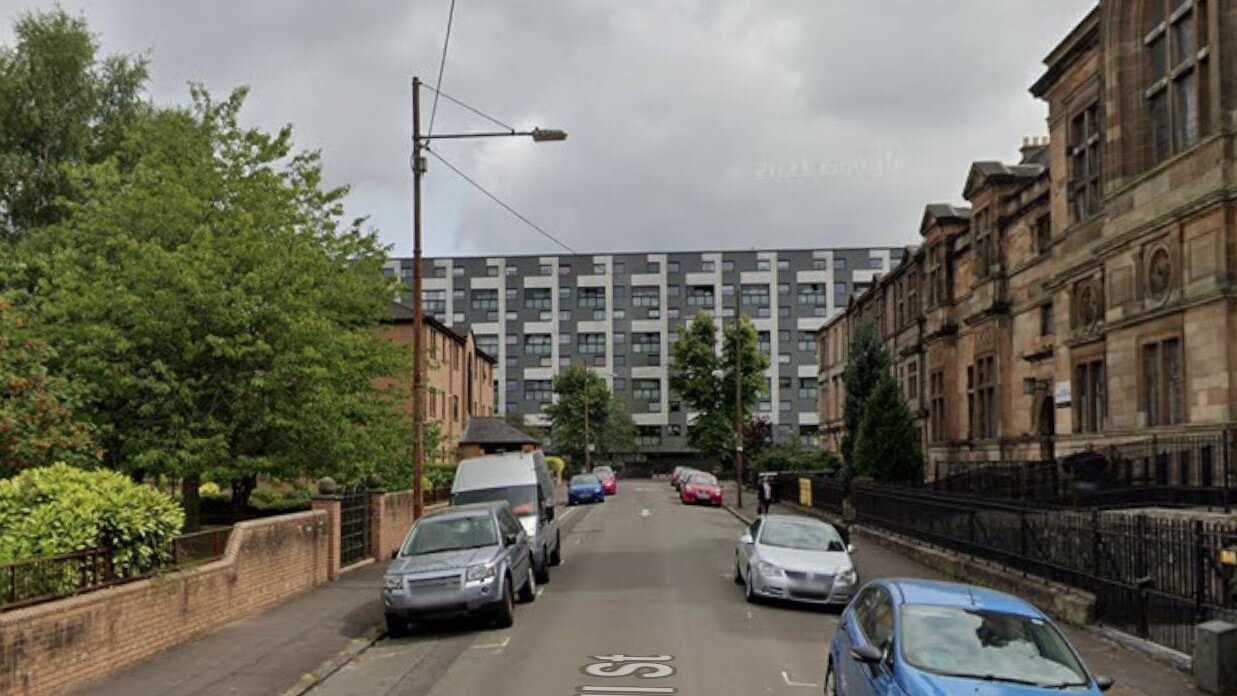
[543,504,555,521]
[390,549,399,560]
[1094,676,1114,692]
[739,533,753,545]
[504,533,519,547]
[847,544,857,555]
[850,644,883,664]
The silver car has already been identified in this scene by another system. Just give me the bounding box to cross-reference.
[382,501,537,636]
[734,514,858,606]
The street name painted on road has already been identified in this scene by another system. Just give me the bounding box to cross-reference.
[576,654,676,695]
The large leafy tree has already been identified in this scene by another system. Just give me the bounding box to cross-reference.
[544,363,633,468]
[0,295,97,477]
[852,373,923,484]
[11,87,407,529]
[669,312,769,468]
[0,9,148,239]
[841,318,889,474]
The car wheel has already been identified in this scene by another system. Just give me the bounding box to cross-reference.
[517,563,536,603]
[385,613,409,638]
[493,575,515,628]
[744,566,758,604]
[534,550,551,584]
[549,533,562,566]
[824,661,837,696]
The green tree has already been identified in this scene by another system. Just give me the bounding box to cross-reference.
[11,87,407,529]
[544,363,633,467]
[669,312,769,468]
[841,318,889,474]
[753,443,842,475]
[0,295,97,476]
[505,410,547,444]
[0,9,149,239]
[852,373,923,484]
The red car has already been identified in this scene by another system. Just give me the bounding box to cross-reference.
[680,472,722,506]
[593,466,617,495]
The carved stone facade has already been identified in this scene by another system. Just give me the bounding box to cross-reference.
[818,1,1237,477]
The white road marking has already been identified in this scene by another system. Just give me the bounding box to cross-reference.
[639,508,651,517]
[780,671,817,688]
[536,587,545,597]
[471,636,511,650]
[573,537,582,545]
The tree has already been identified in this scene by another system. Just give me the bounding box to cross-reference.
[544,363,633,467]
[505,410,547,444]
[669,312,769,468]
[841,318,889,474]
[752,444,842,475]
[852,373,923,484]
[0,9,149,239]
[742,416,773,464]
[0,295,97,476]
[10,87,407,529]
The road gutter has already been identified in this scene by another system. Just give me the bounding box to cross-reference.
[276,623,387,696]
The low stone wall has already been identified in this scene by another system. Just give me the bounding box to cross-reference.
[0,511,330,696]
[376,490,417,562]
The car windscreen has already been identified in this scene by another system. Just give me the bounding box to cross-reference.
[758,521,844,551]
[453,485,538,517]
[571,475,600,486]
[401,514,498,555]
[900,604,1089,687]
[686,475,716,486]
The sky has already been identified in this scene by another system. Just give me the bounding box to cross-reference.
[0,1,1095,259]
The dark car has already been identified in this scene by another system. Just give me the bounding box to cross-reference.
[568,473,606,505]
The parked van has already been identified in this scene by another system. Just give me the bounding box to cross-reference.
[450,450,561,583]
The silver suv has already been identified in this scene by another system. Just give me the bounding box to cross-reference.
[382,501,536,636]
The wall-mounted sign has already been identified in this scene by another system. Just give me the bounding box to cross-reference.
[1054,381,1071,407]
[799,478,812,507]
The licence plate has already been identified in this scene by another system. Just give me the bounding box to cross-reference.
[697,493,711,500]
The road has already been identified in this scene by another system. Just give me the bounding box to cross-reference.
[306,479,1198,696]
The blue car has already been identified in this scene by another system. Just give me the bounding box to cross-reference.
[826,578,1114,695]
[567,474,605,506]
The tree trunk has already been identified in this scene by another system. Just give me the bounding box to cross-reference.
[231,474,258,515]
[182,473,201,532]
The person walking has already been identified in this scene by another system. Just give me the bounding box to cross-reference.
[757,476,773,516]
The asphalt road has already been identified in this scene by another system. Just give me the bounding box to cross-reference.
[305,479,1199,696]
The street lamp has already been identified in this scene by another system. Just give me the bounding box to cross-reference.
[411,76,566,519]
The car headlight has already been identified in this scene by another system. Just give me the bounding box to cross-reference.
[466,563,497,582]
[837,568,857,585]
[756,561,785,578]
[383,575,404,591]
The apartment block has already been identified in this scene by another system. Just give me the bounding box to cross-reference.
[386,247,902,459]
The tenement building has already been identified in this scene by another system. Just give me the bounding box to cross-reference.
[819,2,1237,481]
[386,247,902,464]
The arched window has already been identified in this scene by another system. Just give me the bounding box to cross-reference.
[1145,0,1211,164]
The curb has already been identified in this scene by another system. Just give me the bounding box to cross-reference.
[276,622,386,696]
[722,504,754,526]
[1085,624,1193,675]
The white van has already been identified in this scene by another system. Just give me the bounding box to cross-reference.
[450,450,561,583]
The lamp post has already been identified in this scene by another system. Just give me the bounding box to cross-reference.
[734,310,744,509]
[411,76,566,519]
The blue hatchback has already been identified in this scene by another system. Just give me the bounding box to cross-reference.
[567,473,605,506]
[826,578,1114,695]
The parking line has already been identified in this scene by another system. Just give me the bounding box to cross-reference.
[780,671,817,688]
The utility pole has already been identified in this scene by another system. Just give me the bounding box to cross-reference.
[583,390,591,472]
[734,310,744,509]
[411,77,426,521]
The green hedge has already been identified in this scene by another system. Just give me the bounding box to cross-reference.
[0,464,185,575]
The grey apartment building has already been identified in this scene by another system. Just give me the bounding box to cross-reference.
[384,247,901,460]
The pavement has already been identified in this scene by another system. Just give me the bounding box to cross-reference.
[71,480,1202,696]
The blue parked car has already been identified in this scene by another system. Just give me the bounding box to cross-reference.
[567,474,605,506]
[826,578,1114,695]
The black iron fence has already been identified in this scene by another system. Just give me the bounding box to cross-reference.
[339,485,371,567]
[1,526,233,612]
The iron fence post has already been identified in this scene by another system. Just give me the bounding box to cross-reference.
[1194,519,1206,624]
[1224,428,1232,514]
[1019,507,1028,576]
[1090,509,1100,586]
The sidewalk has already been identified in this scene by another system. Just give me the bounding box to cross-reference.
[722,489,1202,696]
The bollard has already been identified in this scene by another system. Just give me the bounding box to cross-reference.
[1195,620,1237,695]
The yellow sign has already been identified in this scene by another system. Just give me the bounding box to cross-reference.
[1222,548,1237,566]
[799,478,812,507]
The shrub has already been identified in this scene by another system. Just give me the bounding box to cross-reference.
[198,481,223,498]
[0,464,184,601]
[248,485,312,511]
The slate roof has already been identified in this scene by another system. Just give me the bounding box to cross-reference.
[459,417,542,446]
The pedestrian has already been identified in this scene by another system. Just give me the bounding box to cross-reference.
[757,476,773,516]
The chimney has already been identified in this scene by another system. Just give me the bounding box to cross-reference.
[1020,135,1048,163]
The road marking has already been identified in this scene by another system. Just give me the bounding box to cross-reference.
[639,509,651,517]
[780,671,817,688]
[578,688,677,693]
[560,507,578,522]
[536,587,545,597]
[574,537,582,545]
[472,636,511,650]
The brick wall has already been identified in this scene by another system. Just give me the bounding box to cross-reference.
[0,511,330,696]
[377,491,417,561]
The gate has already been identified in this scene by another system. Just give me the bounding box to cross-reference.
[339,486,371,567]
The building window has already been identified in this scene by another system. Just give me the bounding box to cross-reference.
[722,260,734,272]
[833,257,848,272]
[668,424,682,437]
[632,286,660,308]
[777,259,790,271]
[973,208,997,280]
[667,285,680,297]
[778,353,791,365]
[778,306,790,318]
[632,380,660,401]
[502,311,514,321]
[613,262,626,275]
[778,283,790,296]
[632,332,660,353]
[505,288,518,301]
[578,333,607,355]
[636,426,661,447]
[666,261,680,274]
[757,259,770,271]
[779,400,792,412]
[579,287,606,309]
[559,264,572,276]
[868,256,883,269]
[559,310,572,321]
[1142,337,1183,426]
[613,377,626,391]
[907,361,919,401]
[722,284,734,296]
[687,286,715,307]
[505,265,518,276]
[647,261,660,273]
[423,289,446,313]
[702,260,715,272]
[1035,216,1051,255]
[741,284,770,307]
[927,243,947,308]
[797,378,817,400]
[433,266,447,278]
[452,266,465,277]
[1145,0,1210,165]
[452,312,465,324]
[524,334,552,356]
[797,331,816,352]
[1040,303,1055,336]
[798,283,827,306]
[1075,359,1106,433]
[832,281,848,302]
[525,288,552,310]
[1069,103,1102,222]
[559,332,572,344]
[613,308,626,319]
[476,334,499,357]
[524,380,553,402]
[486,265,499,277]
[970,355,997,439]
[592,263,606,275]
[471,289,499,310]
[757,331,771,354]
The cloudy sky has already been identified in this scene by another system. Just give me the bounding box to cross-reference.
[1,1,1094,258]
